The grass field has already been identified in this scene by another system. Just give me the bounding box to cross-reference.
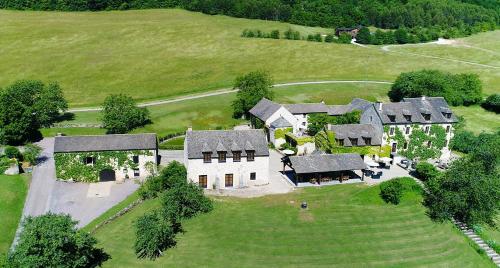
[453,106,500,134]
[0,175,29,254]
[93,183,493,267]
[0,9,498,107]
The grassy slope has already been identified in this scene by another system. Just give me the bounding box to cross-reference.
[0,9,498,107]
[453,106,500,134]
[0,175,29,254]
[94,184,493,267]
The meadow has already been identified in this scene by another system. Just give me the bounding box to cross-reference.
[93,183,493,267]
[0,9,498,107]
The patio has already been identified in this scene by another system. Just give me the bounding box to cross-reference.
[363,163,413,185]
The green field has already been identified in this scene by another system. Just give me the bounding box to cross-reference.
[453,106,500,134]
[0,9,498,107]
[93,183,493,267]
[0,175,29,254]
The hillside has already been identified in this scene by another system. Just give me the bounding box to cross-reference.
[0,9,499,107]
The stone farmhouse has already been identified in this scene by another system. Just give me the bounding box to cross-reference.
[184,129,269,189]
[53,133,158,183]
[249,96,457,160]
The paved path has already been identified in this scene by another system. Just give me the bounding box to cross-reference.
[68,80,393,112]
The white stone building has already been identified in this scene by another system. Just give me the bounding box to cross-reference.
[184,129,269,189]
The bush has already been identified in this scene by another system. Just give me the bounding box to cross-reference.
[450,131,477,153]
[162,183,213,221]
[337,33,352,44]
[134,211,176,259]
[313,33,322,42]
[415,162,439,181]
[482,94,500,113]
[270,30,280,39]
[324,34,334,43]
[138,161,187,200]
[4,146,21,159]
[380,179,403,204]
[22,143,42,165]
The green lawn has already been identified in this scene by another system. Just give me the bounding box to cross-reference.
[93,183,493,267]
[453,105,500,134]
[0,175,29,254]
[0,9,498,107]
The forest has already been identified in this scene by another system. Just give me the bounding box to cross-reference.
[1,0,498,31]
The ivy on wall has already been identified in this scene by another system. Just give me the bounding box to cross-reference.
[54,150,152,183]
[315,130,391,157]
[286,132,314,146]
[274,128,292,140]
[385,124,447,160]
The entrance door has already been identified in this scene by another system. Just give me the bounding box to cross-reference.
[225,174,233,188]
[391,143,397,153]
[99,169,116,182]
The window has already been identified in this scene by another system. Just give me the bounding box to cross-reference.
[336,139,344,146]
[405,126,410,135]
[302,122,306,126]
[225,174,233,187]
[349,138,358,146]
[199,175,207,188]
[233,151,241,162]
[389,127,395,136]
[132,155,139,164]
[388,115,396,122]
[133,169,140,177]
[425,126,430,134]
[391,143,397,153]
[446,113,451,119]
[446,125,451,133]
[403,142,408,150]
[203,152,212,163]
[246,151,255,161]
[218,151,226,163]
[363,137,371,145]
[250,172,256,181]
[427,141,432,148]
[404,115,412,122]
[84,156,94,165]
[422,113,431,121]
[369,116,373,122]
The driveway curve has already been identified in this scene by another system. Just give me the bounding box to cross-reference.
[68,80,393,112]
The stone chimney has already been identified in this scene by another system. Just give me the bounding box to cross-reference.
[376,102,383,111]
[187,126,192,132]
[421,96,426,100]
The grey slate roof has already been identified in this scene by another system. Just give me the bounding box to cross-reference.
[185,129,268,159]
[288,153,366,174]
[349,98,373,111]
[403,97,458,123]
[327,105,352,115]
[54,133,157,153]
[270,117,293,128]
[249,98,281,121]
[375,102,420,124]
[283,103,329,114]
[327,124,382,146]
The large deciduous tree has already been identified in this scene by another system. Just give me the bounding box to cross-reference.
[8,213,109,267]
[232,70,274,118]
[101,94,150,134]
[0,80,67,145]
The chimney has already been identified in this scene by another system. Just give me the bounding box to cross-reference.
[376,102,383,111]
[421,96,426,100]
[187,126,192,132]
[320,99,325,104]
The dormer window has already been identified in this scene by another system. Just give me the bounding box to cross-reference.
[336,139,344,146]
[422,113,431,121]
[349,138,358,146]
[246,150,255,161]
[442,112,451,119]
[388,115,396,122]
[403,115,411,122]
[233,151,241,162]
[203,152,212,163]
[363,137,371,145]
[218,151,227,163]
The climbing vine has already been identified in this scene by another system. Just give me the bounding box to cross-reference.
[54,150,153,182]
[286,132,314,146]
[385,125,447,161]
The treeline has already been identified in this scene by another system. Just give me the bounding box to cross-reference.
[241,29,352,44]
[1,0,498,30]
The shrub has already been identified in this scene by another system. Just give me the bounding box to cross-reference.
[450,131,477,153]
[482,94,500,113]
[324,34,334,43]
[134,211,176,259]
[306,34,315,41]
[337,33,352,44]
[313,33,322,42]
[138,161,187,200]
[138,176,163,200]
[415,162,439,181]
[22,143,42,165]
[4,146,21,159]
[270,30,280,39]
[380,179,403,204]
[162,183,213,221]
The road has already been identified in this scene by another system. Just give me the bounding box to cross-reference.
[68,80,393,112]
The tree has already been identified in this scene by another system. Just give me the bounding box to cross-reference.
[138,161,188,200]
[232,71,274,118]
[307,113,329,135]
[101,94,150,134]
[356,27,371,44]
[0,80,67,145]
[8,213,109,267]
[22,143,42,165]
[482,94,500,113]
[162,183,213,221]
[337,33,352,44]
[324,34,334,43]
[134,211,177,259]
[394,28,409,44]
[415,162,439,181]
[380,179,403,204]
[4,146,21,159]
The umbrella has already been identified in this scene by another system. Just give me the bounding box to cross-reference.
[364,159,379,167]
[282,149,295,155]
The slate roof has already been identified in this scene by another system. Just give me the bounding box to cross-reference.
[249,98,282,121]
[283,103,329,114]
[270,117,293,128]
[185,129,269,159]
[403,97,458,123]
[375,102,420,124]
[327,124,382,146]
[349,98,373,111]
[54,133,157,153]
[288,153,366,174]
[327,105,352,115]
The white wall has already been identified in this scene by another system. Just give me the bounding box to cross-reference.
[265,107,298,131]
[186,156,269,189]
[116,150,157,182]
